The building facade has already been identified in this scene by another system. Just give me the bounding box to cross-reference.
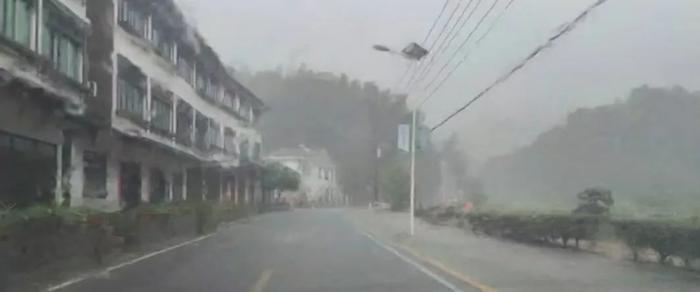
[0,0,265,211]
[0,0,90,208]
[267,145,344,207]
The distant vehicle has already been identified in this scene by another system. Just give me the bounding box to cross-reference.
[370,202,391,210]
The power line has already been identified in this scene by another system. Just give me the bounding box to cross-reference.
[418,0,515,107]
[404,0,463,90]
[431,0,610,132]
[422,0,451,45]
[476,0,516,44]
[421,0,500,94]
[394,0,450,92]
[411,0,483,91]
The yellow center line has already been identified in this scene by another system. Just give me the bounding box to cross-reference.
[249,269,273,292]
[398,244,498,292]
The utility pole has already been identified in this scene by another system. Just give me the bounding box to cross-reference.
[409,110,417,236]
[374,146,381,203]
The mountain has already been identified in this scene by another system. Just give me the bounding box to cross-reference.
[480,86,700,212]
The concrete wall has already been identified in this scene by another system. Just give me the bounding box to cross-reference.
[70,131,196,210]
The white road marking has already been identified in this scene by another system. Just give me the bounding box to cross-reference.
[360,231,464,292]
[45,234,214,291]
[249,269,273,292]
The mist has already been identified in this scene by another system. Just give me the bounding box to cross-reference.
[177,0,700,211]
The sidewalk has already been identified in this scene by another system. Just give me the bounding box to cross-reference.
[346,209,700,292]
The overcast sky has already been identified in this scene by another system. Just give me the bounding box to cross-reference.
[177,0,700,167]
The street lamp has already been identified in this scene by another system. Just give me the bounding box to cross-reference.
[372,42,429,61]
[372,42,428,236]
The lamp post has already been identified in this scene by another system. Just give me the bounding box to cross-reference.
[372,42,428,236]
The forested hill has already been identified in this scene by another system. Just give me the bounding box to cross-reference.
[481,86,700,212]
[238,67,441,204]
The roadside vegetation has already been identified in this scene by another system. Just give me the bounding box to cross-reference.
[0,200,252,289]
[420,188,700,271]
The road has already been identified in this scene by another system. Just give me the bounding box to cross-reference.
[54,210,465,292]
[50,209,700,292]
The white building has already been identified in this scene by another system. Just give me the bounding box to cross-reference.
[267,145,344,207]
[0,0,266,211]
[0,0,91,208]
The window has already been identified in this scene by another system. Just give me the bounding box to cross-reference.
[194,112,208,152]
[176,99,193,146]
[253,142,261,161]
[240,140,249,162]
[149,168,167,203]
[207,120,221,151]
[151,97,172,133]
[177,57,194,85]
[151,18,175,63]
[233,95,241,111]
[42,0,83,81]
[224,128,237,155]
[1,0,33,47]
[172,172,183,201]
[83,151,107,199]
[196,72,206,94]
[117,0,147,38]
[195,70,222,101]
[117,56,146,120]
[223,92,236,109]
[249,107,256,123]
[0,131,56,207]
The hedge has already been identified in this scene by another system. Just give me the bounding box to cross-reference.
[420,209,700,268]
[0,201,253,277]
[466,212,601,248]
[612,219,700,265]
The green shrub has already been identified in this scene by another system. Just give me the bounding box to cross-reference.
[466,212,602,247]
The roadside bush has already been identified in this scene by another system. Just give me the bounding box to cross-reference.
[612,219,700,266]
[1,200,255,279]
[465,212,601,248]
[461,210,700,269]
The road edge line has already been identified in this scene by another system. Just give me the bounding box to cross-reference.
[360,231,464,292]
[396,243,498,292]
[249,269,273,292]
[45,234,214,291]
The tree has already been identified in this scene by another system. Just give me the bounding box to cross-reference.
[573,188,614,215]
[441,132,486,206]
[379,158,409,211]
[261,162,301,194]
[240,67,441,205]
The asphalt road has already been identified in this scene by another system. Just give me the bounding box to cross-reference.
[56,210,461,292]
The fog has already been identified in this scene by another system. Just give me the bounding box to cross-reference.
[177,0,700,211]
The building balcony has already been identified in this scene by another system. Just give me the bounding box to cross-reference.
[0,35,88,115]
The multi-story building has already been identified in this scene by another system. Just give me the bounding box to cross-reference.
[0,0,265,211]
[0,0,91,208]
[70,0,265,210]
[267,145,344,207]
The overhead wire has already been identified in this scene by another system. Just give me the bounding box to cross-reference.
[421,0,500,93]
[430,0,610,131]
[418,0,515,106]
[403,0,464,90]
[411,0,483,91]
[393,0,450,91]
[417,0,503,107]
